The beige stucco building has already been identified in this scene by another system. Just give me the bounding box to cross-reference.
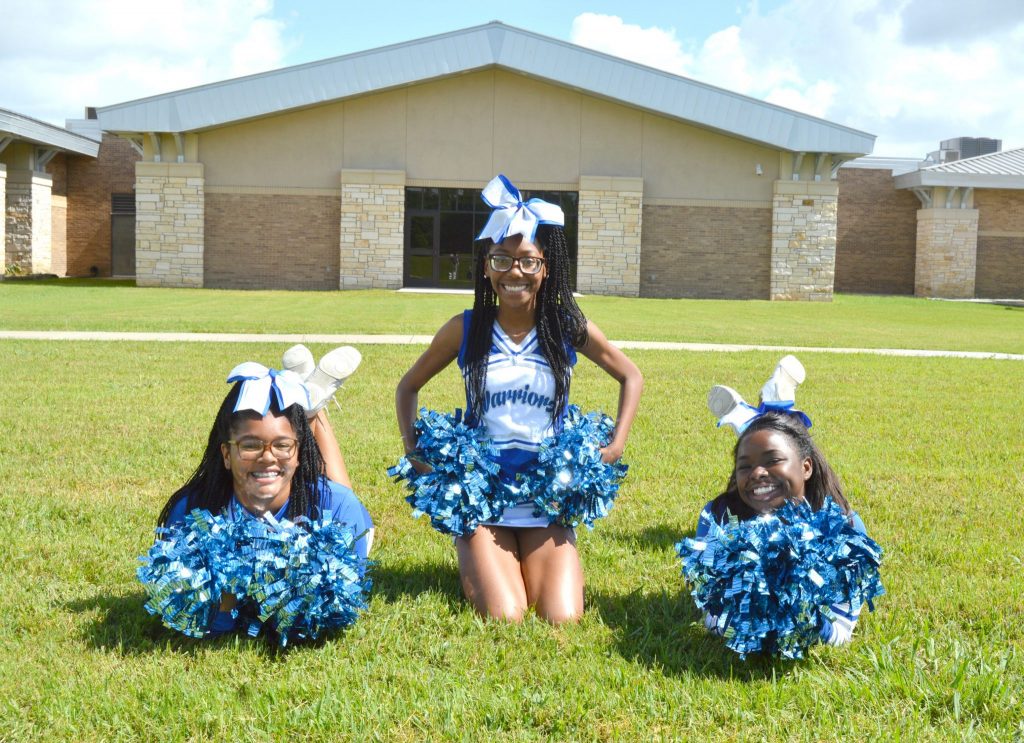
[92,22,875,301]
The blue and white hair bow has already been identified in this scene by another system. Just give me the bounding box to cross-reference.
[720,400,813,435]
[227,362,310,415]
[476,174,564,244]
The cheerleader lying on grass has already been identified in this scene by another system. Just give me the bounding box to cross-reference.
[677,357,884,659]
[393,174,643,624]
[139,346,373,645]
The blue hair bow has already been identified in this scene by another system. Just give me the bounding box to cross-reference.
[476,174,564,244]
[226,362,310,415]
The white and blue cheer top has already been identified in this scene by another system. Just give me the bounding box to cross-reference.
[457,310,577,527]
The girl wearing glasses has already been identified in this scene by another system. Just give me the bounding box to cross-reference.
[153,355,373,637]
[396,175,643,624]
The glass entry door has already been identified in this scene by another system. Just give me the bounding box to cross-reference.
[404,210,439,286]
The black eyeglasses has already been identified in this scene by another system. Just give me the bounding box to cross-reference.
[487,254,545,274]
[227,437,298,460]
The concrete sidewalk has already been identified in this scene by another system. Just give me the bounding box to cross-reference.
[2,330,1021,360]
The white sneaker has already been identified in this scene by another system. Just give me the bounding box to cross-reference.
[282,344,315,380]
[708,385,758,436]
[760,355,806,404]
[306,346,362,413]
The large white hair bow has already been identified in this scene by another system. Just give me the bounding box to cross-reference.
[226,362,310,415]
[476,174,564,244]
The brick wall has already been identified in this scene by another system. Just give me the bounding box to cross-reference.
[836,168,918,295]
[205,192,340,290]
[59,134,139,276]
[975,236,1024,298]
[976,189,1024,232]
[51,194,67,276]
[640,204,771,299]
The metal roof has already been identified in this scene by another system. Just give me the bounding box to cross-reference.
[894,147,1024,190]
[95,22,875,155]
[0,108,100,157]
[842,156,926,177]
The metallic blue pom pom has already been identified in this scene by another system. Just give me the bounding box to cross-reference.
[388,408,516,537]
[676,498,884,659]
[518,406,628,528]
[244,514,371,647]
[138,509,369,645]
[137,509,247,638]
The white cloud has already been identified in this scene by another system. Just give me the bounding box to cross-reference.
[571,3,1024,156]
[0,0,288,125]
[569,13,693,76]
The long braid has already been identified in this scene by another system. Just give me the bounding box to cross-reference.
[463,225,588,426]
[157,383,326,526]
[465,248,498,424]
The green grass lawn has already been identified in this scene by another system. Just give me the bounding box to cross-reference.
[1,332,1022,739]
[2,280,1023,353]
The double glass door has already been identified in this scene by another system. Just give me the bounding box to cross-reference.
[403,186,578,290]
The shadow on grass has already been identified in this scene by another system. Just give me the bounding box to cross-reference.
[606,523,691,552]
[65,591,329,659]
[369,559,464,609]
[589,586,801,681]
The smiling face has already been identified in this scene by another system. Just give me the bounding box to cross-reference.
[484,235,547,312]
[734,428,813,515]
[220,411,299,517]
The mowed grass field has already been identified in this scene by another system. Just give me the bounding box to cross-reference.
[2,280,1023,353]
[1,285,1022,740]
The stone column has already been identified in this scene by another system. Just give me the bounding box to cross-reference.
[770,180,839,301]
[4,169,53,274]
[914,208,979,298]
[577,176,643,297]
[339,169,405,289]
[0,165,6,273]
[134,162,204,287]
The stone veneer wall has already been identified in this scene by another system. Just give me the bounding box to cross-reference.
[4,170,53,274]
[51,194,67,276]
[576,176,642,297]
[0,165,6,272]
[914,208,979,298]
[771,180,839,301]
[339,169,405,289]
[640,203,771,299]
[835,168,918,295]
[135,162,205,288]
[205,191,339,290]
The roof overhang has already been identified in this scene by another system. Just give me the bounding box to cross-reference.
[894,170,1024,190]
[95,22,875,156]
[0,108,100,157]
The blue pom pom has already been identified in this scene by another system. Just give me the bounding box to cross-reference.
[139,509,370,645]
[245,514,371,647]
[137,509,245,638]
[388,408,516,537]
[676,498,884,659]
[518,406,628,528]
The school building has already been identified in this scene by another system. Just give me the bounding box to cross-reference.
[5,22,1022,300]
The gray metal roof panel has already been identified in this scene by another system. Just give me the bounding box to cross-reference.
[95,22,875,155]
[893,147,1024,189]
[0,108,99,157]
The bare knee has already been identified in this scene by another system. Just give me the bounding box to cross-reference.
[534,596,583,625]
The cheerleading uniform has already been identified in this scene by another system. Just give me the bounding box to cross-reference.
[457,310,576,528]
[696,501,867,647]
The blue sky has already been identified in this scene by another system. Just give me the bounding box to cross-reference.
[2,0,1023,157]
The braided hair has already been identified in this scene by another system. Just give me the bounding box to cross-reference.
[709,411,851,523]
[463,224,588,426]
[157,383,326,525]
